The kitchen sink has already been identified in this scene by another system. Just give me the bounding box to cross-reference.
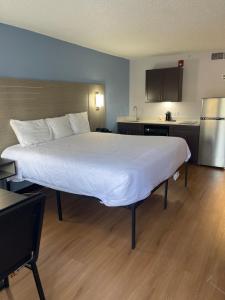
[178,121,199,125]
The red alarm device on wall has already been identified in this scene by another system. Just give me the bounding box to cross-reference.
[178,60,184,67]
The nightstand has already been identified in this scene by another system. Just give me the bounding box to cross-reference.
[0,159,16,191]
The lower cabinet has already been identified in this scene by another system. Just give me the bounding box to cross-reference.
[117,122,200,164]
[117,123,144,135]
[169,125,200,164]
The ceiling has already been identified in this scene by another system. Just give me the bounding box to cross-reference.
[0,0,225,59]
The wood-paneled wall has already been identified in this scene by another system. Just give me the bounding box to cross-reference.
[0,78,105,153]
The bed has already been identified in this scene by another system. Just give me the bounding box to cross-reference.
[1,132,191,248]
[0,77,191,249]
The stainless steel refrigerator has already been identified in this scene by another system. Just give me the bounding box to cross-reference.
[198,97,225,168]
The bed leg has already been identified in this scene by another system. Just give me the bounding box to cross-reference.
[56,191,63,221]
[185,162,188,188]
[6,181,10,191]
[0,277,9,290]
[131,204,136,250]
[164,180,168,209]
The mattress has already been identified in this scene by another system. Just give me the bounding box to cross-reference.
[1,132,190,207]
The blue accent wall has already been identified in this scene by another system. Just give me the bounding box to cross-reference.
[0,23,129,130]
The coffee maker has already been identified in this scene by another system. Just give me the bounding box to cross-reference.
[165,111,172,121]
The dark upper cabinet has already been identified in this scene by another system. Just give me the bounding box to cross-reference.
[145,69,163,102]
[163,67,183,101]
[146,67,183,102]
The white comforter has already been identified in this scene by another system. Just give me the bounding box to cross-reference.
[1,132,190,206]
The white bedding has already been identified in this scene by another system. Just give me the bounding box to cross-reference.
[1,132,190,207]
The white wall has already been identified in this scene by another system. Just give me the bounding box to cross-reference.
[130,52,225,120]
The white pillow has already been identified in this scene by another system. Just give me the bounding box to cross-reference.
[68,112,90,134]
[46,115,73,139]
[10,119,53,147]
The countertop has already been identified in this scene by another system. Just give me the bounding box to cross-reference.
[117,119,200,126]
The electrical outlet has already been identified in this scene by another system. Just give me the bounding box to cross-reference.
[222,74,225,80]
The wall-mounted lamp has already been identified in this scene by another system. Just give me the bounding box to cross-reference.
[95,92,104,110]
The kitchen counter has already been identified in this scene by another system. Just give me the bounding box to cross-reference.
[117,119,200,126]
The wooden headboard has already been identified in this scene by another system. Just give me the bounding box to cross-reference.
[0,78,105,153]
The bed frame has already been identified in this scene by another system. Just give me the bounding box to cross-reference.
[55,162,188,249]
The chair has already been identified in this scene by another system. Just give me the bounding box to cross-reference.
[0,190,46,300]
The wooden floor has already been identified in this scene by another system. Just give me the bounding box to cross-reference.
[1,165,225,300]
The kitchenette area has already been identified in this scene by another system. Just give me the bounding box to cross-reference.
[119,55,225,168]
[118,98,225,168]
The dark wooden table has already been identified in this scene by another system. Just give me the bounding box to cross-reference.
[0,188,27,212]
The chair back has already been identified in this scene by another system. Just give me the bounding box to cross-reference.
[0,193,45,280]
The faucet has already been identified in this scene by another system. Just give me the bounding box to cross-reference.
[133,105,138,121]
